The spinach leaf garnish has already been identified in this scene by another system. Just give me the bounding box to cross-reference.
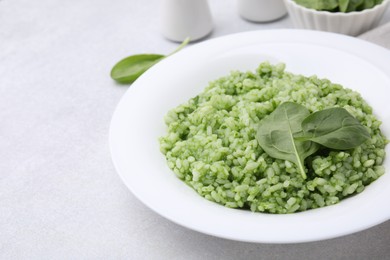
[297,107,370,149]
[256,102,370,179]
[256,102,319,179]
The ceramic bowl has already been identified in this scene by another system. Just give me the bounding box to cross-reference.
[110,30,390,243]
[283,0,390,36]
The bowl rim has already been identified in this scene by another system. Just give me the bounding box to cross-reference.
[110,29,390,243]
[284,0,390,16]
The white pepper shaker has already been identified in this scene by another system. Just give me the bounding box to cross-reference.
[161,0,213,42]
[238,0,287,22]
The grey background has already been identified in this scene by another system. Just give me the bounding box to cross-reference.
[1,0,389,259]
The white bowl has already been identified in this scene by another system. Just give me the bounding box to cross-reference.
[110,30,390,243]
[283,0,390,36]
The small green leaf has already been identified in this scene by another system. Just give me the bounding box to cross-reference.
[110,54,165,84]
[167,37,190,57]
[295,0,339,10]
[346,0,364,11]
[256,102,319,179]
[110,37,190,84]
[362,0,375,9]
[299,107,370,149]
[295,0,382,12]
[339,0,350,12]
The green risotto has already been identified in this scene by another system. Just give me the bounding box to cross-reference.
[159,62,387,214]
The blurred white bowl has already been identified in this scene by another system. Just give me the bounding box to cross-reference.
[283,0,390,36]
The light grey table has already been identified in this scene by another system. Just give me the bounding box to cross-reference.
[1,0,389,259]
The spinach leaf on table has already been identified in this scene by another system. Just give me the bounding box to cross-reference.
[110,38,189,84]
[110,54,165,84]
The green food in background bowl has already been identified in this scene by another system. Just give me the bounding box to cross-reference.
[294,0,383,12]
[284,0,390,35]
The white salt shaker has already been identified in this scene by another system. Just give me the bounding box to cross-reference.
[161,0,213,42]
[238,0,287,22]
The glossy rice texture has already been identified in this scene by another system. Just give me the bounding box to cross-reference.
[159,62,387,214]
